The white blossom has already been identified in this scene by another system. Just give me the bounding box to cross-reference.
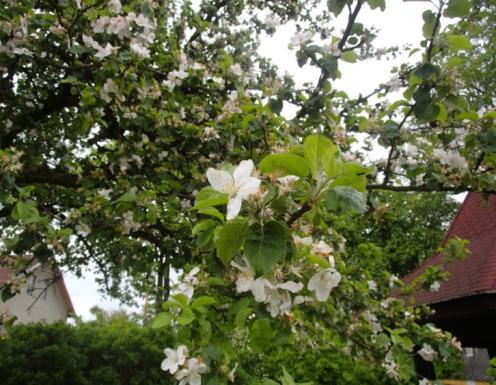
[206,160,261,220]
[308,268,341,302]
[130,40,150,58]
[108,0,122,13]
[230,63,243,76]
[276,175,299,193]
[231,259,255,293]
[432,149,468,170]
[76,223,91,237]
[172,267,200,300]
[175,357,207,385]
[367,280,377,292]
[293,235,313,246]
[95,42,114,60]
[363,310,382,334]
[418,343,438,362]
[121,210,141,234]
[91,17,109,33]
[311,240,333,256]
[429,281,441,292]
[227,363,238,382]
[161,345,188,374]
[263,14,280,29]
[289,30,313,48]
[98,188,112,200]
[107,16,130,37]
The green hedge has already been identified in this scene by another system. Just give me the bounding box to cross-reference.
[0,317,173,385]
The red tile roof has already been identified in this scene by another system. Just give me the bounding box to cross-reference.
[0,268,11,284]
[403,192,496,305]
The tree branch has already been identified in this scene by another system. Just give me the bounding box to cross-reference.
[295,0,364,120]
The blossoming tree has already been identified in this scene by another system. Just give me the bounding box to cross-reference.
[1,0,494,383]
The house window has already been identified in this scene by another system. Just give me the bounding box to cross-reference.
[26,275,36,295]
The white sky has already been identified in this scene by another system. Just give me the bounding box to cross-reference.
[65,1,435,320]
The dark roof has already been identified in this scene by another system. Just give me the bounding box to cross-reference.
[403,192,496,305]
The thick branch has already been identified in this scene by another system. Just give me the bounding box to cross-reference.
[16,168,81,188]
[426,2,444,62]
[1,84,79,148]
[366,184,491,194]
[287,202,311,227]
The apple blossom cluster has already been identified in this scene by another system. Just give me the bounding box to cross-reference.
[82,1,156,59]
[161,345,207,385]
[0,148,24,173]
[231,258,306,317]
[206,160,342,315]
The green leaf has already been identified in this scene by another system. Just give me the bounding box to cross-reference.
[198,207,224,222]
[244,221,287,276]
[414,63,439,81]
[178,307,195,325]
[375,333,390,349]
[327,0,347,16]
[199,320,212,344]
[171,293,189,308]
[152,312,172,328]
[191,296,217,311]
[422,10,439,39]
[235,306,252,327]
[192,219,217,236]
[259,153,310,178]
[193,187,229,210]
[303,134,338,180]
[341,51,357,63]
[324,186,368,214]
[368,0,385,11]
[258,380,280,385]
[296,50,308,67]
[14,200,40,224]
[444,0,472,18]
[281,368,296,385]
[446,34,471,51]
[322,57,339,79]
[269,98,283,115]
[331,163,372,192]
[116,192,136,203]
[249,319,275,352]
[281,367,313,385]
[215,217,250,265]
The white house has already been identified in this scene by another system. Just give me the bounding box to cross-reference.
[0,262,74,325]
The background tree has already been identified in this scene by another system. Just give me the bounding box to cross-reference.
[0,307,174,385]
[334,191,459,276]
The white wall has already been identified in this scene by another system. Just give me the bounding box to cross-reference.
[0,267,69,324]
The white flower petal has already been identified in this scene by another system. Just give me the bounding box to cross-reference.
[206,168,233,193]
[251,278,269,302]
[277,281,304,293]
[226,196,242,220]
[236,177,261,200]
[233,160,254,185]
[308,269,341,302]
[190,374,202,385]
[236,274,254,293]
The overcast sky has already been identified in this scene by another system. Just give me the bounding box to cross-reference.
[66,1,434,320]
